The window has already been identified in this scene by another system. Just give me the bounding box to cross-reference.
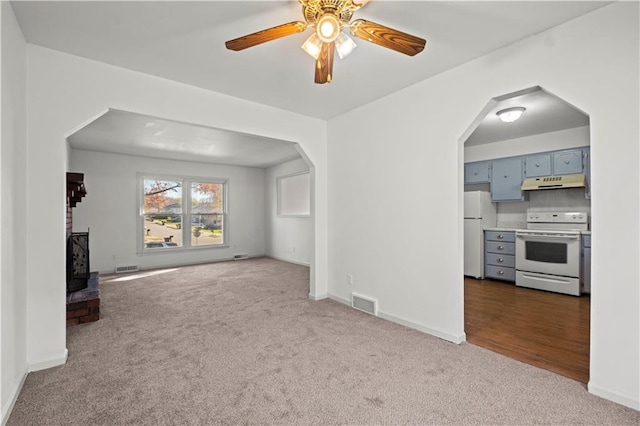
[277,172,310,217]
[141,176,227,251]
[190,182,225,247]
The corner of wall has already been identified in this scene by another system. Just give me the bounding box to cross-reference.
[0,369,27,426]
[27,348,68,373]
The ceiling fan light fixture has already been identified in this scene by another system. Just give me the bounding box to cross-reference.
[301,33,322,59]
[316,14,341,43]
[225,1,427,84]
[497,107,526,123]
[335,32,357,59]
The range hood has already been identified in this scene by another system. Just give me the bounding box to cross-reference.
[521,173,587,191]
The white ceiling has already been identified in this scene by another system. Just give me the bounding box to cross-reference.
[465,87,590,146]
[67,109,302,168]
[11,1,607,165]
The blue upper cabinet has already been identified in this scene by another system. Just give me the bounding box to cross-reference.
[491,157,524,201]
[524,153,552,177]
[553,149,584,175]
[583,147,591,199]
[464,146,590,200]
[464,160,491,184]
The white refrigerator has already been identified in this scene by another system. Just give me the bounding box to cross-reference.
[464,191,497,278]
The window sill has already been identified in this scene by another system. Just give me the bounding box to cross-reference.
[138,244,230,255]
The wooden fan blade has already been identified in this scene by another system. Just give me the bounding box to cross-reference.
[314,41,335,84]
[225,21,307,51]
[349,19,426,56]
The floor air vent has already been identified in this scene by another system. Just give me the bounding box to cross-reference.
[115,265,139,274]
[233,253,249,260]
[351,293,378,316]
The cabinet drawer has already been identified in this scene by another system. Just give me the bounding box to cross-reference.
[486,253,515,268]
[485,265,515,282]
[485,241,515,255]
[485,231,515,243]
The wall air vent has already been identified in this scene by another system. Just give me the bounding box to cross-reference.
[351,293,378,316]
[233,253,249,260]
[115,265,139,274]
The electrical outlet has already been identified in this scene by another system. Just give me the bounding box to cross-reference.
[347,274,353,285]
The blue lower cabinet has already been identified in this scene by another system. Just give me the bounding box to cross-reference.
[485,231,516,282]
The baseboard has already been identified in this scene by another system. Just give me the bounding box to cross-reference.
[328,294,350,306]
[588,381,640,411]
[327,293,466,344]
[377,310,466,344]
[1,370,27,426]
[101,255,268,275]
[28,348,68,372]
[309,292,328,301]
[266,255,310,267]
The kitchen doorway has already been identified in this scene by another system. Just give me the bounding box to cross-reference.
[461,86,591,382]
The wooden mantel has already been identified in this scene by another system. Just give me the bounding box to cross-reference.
[67,172,87,208]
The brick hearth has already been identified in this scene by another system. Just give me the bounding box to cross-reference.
[67,272,100,326]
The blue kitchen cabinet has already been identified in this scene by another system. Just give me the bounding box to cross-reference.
[485,231,516,282]
[553,149,584,175]
[490,157,524,201]
[464,161,491,184]
[464,145,590,199]
[582,234,591,293]
[524,153,552,177]
[583,147,591,199]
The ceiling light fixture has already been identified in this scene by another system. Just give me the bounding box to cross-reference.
[302,21,357,60]
[335,32,357,58]
[301,33,323,59]
[316,14,341,43]
[497,107,526,123]
[226,0,427,84]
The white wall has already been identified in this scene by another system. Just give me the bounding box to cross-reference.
[6,0,638,415]
[328,2,639,410]
[24,45,328,377]
[0,2,28,423]
[464,125,589,163]
[265,158,312,266]
[69,150,266,273]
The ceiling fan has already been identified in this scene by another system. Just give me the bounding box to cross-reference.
[225,0,426,84]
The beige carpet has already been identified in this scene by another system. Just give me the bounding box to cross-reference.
[8,258,639,425]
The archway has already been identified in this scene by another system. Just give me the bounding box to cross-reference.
[460,86,592,383]
[66,108,317,295]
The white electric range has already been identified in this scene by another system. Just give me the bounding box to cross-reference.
[515,211,588,296]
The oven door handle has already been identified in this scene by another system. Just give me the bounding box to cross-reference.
[516,232,580,240]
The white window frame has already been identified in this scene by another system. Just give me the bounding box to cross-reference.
[277,171,311,217]
[138,174,228,253]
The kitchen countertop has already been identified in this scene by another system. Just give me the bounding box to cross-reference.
[485,227,591,234]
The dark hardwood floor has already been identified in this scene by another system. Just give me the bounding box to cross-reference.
[464,277,590,384]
